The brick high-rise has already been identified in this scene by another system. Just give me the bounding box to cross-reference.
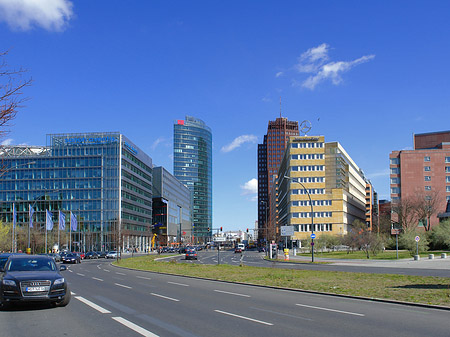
[257,117,299,242]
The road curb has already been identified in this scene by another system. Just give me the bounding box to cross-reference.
[110,261,450,312]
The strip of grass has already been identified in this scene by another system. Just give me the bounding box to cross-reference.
[114,255,450,307]
[296,250,450,260]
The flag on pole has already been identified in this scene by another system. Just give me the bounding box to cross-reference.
[13,203,16,229]
[46,210,53,230]
[70,211,77,231]
[59,211,66,230]
[29,205,35,228]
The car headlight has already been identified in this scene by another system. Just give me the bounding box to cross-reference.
[2,279,16,286]
[53,278,65,285]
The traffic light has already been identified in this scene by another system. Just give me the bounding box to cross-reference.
[220,227,223,231]
[246,228,249,233]
[207,227,210,232]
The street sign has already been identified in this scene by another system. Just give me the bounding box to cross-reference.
[391,228,401,235]
[213,237,226,242]
[415,236,420,242]
[280,226,294,237]
[311,233,316,239]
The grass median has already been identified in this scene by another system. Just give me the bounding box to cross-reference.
[296,250,450,260]
[113,255,450,308]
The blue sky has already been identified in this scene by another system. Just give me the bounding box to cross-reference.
[1,1,449,231]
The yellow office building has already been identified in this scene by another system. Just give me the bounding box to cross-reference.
[277,136,367,240]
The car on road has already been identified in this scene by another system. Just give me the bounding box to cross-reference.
[48,253,61,262]
[0,255,70,308]
[84,252,99,259]
[234,247,242,254]
[185,248,197,260]
[61,253,81,264]
[237,243,245,251]
[106,251,118,259]
[97,251,107,258]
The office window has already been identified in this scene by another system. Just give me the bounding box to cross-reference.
[424,156,430,162]
[390,177,399,184]
[445,157,450,163]
[446,167,450,173]
[424,176,431,181]
[446,176,450,183]
[447,186,450,193]
[390,158,399,165]
[424,166,431,172]
[391,187,400,194]
[390,167,399,174]
[425,186,431,191]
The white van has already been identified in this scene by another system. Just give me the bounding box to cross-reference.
[237,243,245,251]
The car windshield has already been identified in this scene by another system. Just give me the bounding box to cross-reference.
[7,258,56,272]
[66,254,76,258]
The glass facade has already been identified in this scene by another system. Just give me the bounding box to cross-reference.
[174,116,212,241]
[0,132,153,253]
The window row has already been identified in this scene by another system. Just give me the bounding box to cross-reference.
[291,165,324,172]
[292,189,325,195]
[291,142,324,149]
[297,224,333,232]
[292,200,332,206]
[291,177,325,183]
[291,154,324,160]
[293,212,332,218]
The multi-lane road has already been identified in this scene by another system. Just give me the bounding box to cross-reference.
[1,256,449,337]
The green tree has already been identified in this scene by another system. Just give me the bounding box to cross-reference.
[398,229,428,256]
[429,220,450,250]
[0,221,12,252]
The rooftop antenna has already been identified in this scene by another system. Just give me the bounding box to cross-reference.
[279,96,282,118]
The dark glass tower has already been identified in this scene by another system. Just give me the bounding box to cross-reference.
[174,116,212,242]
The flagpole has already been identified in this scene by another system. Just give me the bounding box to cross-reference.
[69,216,72,252]
[45,225,48,254]
[58,211,60,253]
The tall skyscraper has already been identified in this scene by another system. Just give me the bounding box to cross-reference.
[174,116,212,242]
[258,117,299,242]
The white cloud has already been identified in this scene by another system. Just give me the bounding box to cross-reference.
[151,137,167,150]
[1,138,13,145]
[366,168,390,179]
[221,134,258,153]
[240,178,257,195]
[293,43,375,90]
[0,0,74,31]
[262,96,271,102]
[275,71,284,78]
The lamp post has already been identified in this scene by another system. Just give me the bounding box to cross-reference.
[260,200,269,253]
[0,161,36,252]
[284,175,315,263]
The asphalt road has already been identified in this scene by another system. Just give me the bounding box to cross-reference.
[1,258,449,337]
[178,249,450,277]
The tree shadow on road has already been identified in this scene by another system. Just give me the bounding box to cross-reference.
[393,284,450,290]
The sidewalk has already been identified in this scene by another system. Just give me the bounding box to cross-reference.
[288,253,450,270]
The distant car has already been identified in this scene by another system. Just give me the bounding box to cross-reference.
[61,253,81,264]
[48,253,61,262]
[85,252,98,259]
[185,248,197,260]
[257,246,266,252]
[97,251,107,258]
[234,247,242,254]
[0,255,70,308]
[106,251,118,259]
[237,243,245,251]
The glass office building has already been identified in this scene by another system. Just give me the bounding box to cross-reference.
[0,132,153,252]
[174,116,212,242]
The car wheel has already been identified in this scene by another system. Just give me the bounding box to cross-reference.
[56,290,71,307]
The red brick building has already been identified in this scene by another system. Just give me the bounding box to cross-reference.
[390,131,450,229]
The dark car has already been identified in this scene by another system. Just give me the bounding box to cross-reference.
[97,251,107,258]
[0,253,25,271]
[0,255,70,308]
[61,253,81,264]
[85,252,98,259]
[48,253,61,262]
[185,248,197,260]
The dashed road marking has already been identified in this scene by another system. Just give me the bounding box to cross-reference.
[92,277,104,282]
[167,281,189,287]
[75,296,111,314]
[295,303,365,317]
[112,316,159,337]
[214,289,250,297]
[214,310,273,326]
[115,283,132,289]
[150,293,179,302]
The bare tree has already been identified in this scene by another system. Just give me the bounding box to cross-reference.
[414,190,443,231]
[0,50,32,139]
[391,197,419,230]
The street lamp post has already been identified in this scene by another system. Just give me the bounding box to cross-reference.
[284,176,315,263]
[260,200,269,254]
[0,161,36,252]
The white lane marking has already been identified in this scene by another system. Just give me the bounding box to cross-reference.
[115,283,132,289]
[214,289,250,297]
[136,276,152,280]
[167,281,189,287]
[68,269,73,273]
[75,296,111,314]
[76,273,85,277]
[103,269,111,272]
[116,272,126,275]
[214,310,273,326]
[92,277,104,282]
[150,293,179,302]
[70,291,76,295]
[295,303,365,317]
[97,265,101,269]
[112,316,159,337]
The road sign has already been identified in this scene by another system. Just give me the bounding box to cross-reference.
[311,233,316,239]
[280,226,294,237]
[391,228,401,235]
[213,237,226,242]
[415,236,420,242]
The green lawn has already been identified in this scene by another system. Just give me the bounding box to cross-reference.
[296,250,450,260]
[113,255,450,308]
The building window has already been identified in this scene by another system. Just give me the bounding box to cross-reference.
[424,176,431,181]
[446,186,450,193]
[390,177,399,184]
[425,186,431,191]
[390,167,399,174]
[391,187,400,194]
[424,156,431,162]
[424,166,431,172]
[446,176,450,183]
[390,158,399,165]
[446,167,450,173]
[445,157,450,163]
